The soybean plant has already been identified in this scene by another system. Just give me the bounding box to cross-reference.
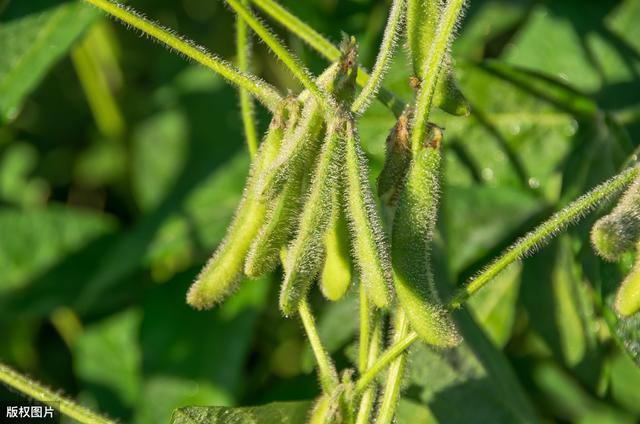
[4,0,639,423]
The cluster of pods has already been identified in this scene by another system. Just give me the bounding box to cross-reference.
[591,178,640,317]
[186,39,460,348]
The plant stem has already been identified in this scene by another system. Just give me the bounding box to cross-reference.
[352,166,640,389]
[355,314,383,424]
[0,362,115,424]
[249,0,405,116]
[298,299,339,394]
[225,0,333,113]
[374,310,410,424]
[71,25,125,140]
[449,165,640,308]
[358,283,370,373]
[236,0,259,156]
[351,0,405,115]
[410,0,466,152]
[354,329,417,395]
[81,0,282,112]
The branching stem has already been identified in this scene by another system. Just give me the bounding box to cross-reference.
[225,0,333,113]
[0,363,115,424]
[249,0,405,116]
[374,310,410,424]
[298,300,339,394]
[81,0,283,111]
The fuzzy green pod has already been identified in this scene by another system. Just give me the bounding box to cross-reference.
[308,395,334,424]
[377,110,412,208]
[591,177,640,261]
[187,112,286,309]
[615,255,640,317]
[320,197,353,301]
[258,93,326,200]
[279,122,343,315]
[391,133,460,347]
[343,119,392,308]
[244,169,305,277]
[406,0,470,117]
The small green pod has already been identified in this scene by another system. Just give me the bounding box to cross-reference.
[591,177,640,261]
[406,0,470,117]
[377,110,412,208]
[391,133,460,347]
[615,256,640,317]
[320,196,353,301]
[186,112,286,309]
[279,122,343,315]
[343,119,392,308]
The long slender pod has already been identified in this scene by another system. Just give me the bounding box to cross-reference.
[391,129,460,347]
[320,194,354,301]
[343,119,393,308]
[279,121,344,315]
[187,109,287,309]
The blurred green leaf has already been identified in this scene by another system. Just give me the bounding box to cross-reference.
[0,0,99,121]
[74,308,142,408]
[0,204,116,292]
[133,376,231,424]
[171,401,311,424]
[467,263,521,348]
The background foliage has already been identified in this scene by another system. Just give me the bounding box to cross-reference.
[1,0,640,422]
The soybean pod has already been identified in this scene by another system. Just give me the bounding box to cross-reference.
[377,110,412,209]
[280,120,344,315]
[391,130,460,347]
[591,176,640,261]
[343,118,392,308]
[616,255,640,317]
[320,192,353,301]
[187,110,287,309]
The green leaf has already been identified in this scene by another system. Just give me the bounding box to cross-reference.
[74,308,143,407]
[0,204,116,292]
[0,0,99,121]
[171,401,311,424]
[133,377,231,424]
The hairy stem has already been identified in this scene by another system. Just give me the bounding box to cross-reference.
[374,310,410,424]
[410,0,466,152]
[299,300,339,394]
[355,314,383,424]
[225,0,333,112]
[236,0,259,156]
[249,0,405,116]
[0,363,115,424]
[450,165,640,308]
[354,329,417,395]
[82,0,282,111]
[351,0,405,115]
[358,283,370,373]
